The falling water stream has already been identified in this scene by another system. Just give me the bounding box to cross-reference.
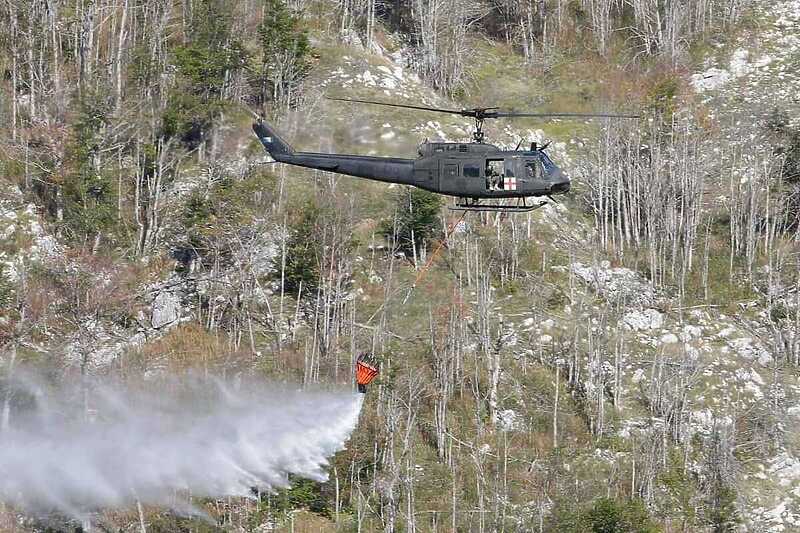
[0,371,363,520]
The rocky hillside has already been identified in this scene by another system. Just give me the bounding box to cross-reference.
[1,0,799,531]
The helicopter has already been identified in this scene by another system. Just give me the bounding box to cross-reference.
[253,97,638,212]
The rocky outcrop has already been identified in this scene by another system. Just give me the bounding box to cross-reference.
[151,290,181,329]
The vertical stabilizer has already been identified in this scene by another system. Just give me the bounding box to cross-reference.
[252,120,294,156]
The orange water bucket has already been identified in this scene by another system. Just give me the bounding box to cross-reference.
[356,360,379,385]
[356,357,379,393]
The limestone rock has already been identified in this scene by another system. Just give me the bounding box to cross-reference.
[151,291,181,329]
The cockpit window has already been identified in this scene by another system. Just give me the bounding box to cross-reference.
[463,165,480,178]
[541,153,556,172]
[525,159,543,179]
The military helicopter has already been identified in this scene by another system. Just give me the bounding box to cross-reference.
[253,97,638,212]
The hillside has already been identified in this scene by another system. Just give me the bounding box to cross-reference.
[0,0,799,531]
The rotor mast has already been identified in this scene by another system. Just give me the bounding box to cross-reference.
[472,112,490,143]
[473,116,483,143]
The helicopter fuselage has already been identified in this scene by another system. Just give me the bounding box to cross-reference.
[254,121,570,202]
[412,141,569,198]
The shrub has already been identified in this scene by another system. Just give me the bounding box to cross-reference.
[549,497,661,533]
[379,188,443,260]
[257,0,311,109]
[646,74,681,126]
[249,475,332,529]
[707,485,739,532]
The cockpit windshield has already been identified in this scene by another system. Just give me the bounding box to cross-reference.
[540,152,556,172]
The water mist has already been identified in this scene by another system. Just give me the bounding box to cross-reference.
[0,371,363,519]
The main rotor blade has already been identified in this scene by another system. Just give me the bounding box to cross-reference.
[326,97,468,117]
[327,96,640,120]
[493,112,640,119]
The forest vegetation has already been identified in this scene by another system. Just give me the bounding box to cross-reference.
[1,0,799,531]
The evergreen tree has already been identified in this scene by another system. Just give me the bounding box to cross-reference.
[164,0,246,147]
[62,93,118,245]
[380,188,443,260]
[276,201,323,295]
[257,0,311,109]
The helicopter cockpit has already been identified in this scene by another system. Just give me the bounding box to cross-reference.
[524,158,544,180]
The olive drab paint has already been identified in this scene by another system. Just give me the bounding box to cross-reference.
[253,98,637,212]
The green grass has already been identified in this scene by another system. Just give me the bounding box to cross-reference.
[681,243,758,311]
[462,39,607,145]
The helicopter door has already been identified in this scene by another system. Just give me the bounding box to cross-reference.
[485,159,505,191]
[504,160,517,191]
[416,158,440,191]
[439,160,460,192]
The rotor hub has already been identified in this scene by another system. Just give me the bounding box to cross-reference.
[473,117,485,143]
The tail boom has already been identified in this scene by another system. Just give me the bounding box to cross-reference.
[252,121,416,186]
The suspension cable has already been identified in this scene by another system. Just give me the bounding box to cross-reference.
[409,210,468,291]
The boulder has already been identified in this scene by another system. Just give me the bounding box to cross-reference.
[151,291,181,329]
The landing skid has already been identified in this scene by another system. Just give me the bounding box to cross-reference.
[449,197,547,213]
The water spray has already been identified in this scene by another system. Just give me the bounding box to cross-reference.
[0,369,372,521]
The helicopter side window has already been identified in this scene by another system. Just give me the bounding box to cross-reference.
[485,159,504,191]
[463,165,480,178]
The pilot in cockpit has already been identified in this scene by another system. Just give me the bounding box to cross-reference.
[526,159,543,180]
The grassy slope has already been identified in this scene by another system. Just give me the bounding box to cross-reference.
[254,11,800,530]
[2,3,796,530]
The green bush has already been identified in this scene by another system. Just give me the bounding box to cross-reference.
[707,485,739,532]
[379,188,443,260]
[182,192,216,246]
[549,497,660,533]
[658,449,699,528]
[646,74,680,126]
[249,475,332,528]
[257,0,311,108]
